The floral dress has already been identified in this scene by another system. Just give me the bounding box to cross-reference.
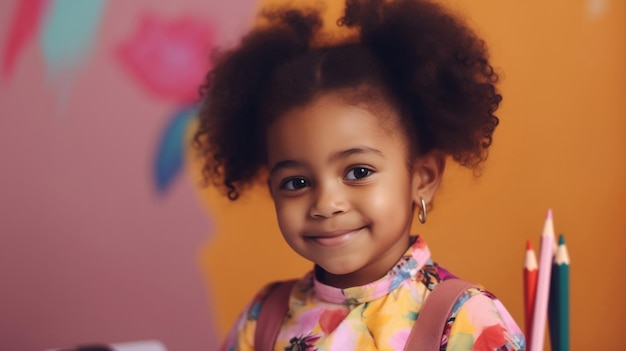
[221,236,526,351]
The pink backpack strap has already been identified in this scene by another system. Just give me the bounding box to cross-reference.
[403,278,478,351]
[255,279,298,351]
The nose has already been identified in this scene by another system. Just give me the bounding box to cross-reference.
[309,184,349,219]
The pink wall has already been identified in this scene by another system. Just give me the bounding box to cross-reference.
[0,1,255,350]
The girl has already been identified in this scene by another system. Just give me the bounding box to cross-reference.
[194,0,525,350]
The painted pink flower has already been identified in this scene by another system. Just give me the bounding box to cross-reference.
[118,14,215,103]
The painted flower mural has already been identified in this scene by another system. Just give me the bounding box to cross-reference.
[1,0,256,349]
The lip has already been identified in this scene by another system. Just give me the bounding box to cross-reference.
[305,228,362,248]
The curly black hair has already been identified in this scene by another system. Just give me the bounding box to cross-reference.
[194,0,501,200]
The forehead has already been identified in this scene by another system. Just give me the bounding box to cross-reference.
[265,92,408,163]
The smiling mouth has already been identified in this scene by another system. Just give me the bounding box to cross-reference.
[306,228,363,247]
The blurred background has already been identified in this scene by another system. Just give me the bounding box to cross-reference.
[1,0,624,350]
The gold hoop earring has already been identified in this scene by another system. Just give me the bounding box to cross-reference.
[418,197,427,224]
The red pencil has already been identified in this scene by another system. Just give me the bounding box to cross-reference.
[524,239,539,348]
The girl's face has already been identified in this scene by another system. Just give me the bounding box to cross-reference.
[266,92,440,288]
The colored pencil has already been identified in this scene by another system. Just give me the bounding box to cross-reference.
[529,209,555,351]
[548,233,570,351]
[523,239,538,348]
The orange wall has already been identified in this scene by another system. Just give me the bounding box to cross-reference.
[193,1,626,349]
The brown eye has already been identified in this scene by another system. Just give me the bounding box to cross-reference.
[345,167,373,180]
[280,177,309,190]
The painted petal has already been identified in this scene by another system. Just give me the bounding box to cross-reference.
[40,0,106,76]
[2,0,48,79]
[154,105,198,193]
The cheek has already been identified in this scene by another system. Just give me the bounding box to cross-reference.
[361,176,414,220]
[368,189,411,215]
[273,200,302,237]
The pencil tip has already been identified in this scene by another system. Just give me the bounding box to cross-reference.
[558,233,565,245]
[547,208,552,220]
[526,239,532,250]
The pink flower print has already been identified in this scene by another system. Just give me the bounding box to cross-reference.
[118,14,215,103]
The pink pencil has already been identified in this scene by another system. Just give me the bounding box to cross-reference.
[529,209,556,351]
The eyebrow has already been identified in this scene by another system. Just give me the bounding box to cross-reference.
[269,146,384,176]
[330,146,384,162]
[269,160,301,176]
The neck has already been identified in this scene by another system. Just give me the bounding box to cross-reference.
[315,235,414,289]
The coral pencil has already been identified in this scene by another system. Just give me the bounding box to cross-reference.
[529,209,555,351]
[548,234,570,351]
[523,240,538,348]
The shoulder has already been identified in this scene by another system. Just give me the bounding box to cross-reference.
[219,282,275,351]
[245,281,284,321]
[220,276,310,351]
[244,277,304,325]
[443,287,526,351]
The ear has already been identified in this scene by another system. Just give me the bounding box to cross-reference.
[411,152,446,205]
